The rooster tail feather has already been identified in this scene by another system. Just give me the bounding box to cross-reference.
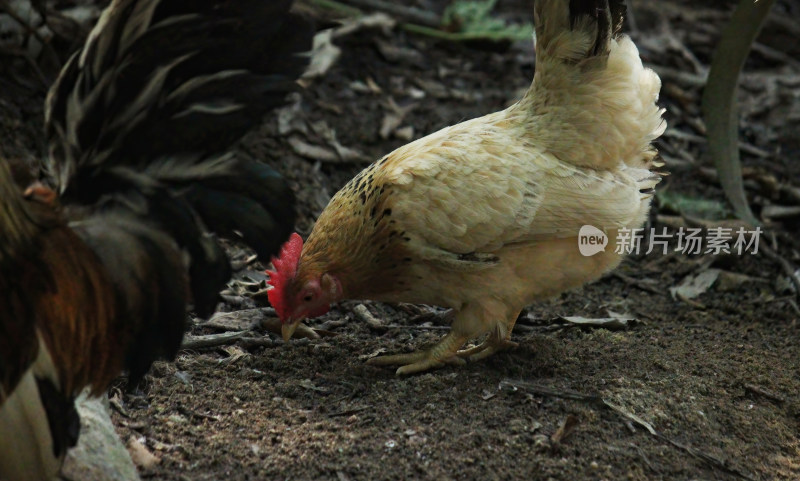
[519,0,665,171]
[45,0,313,180]
[44,0,313,321]
[69,212,194,384]
[184,159,297,260]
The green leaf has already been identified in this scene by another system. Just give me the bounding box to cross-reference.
[656,191,730,220]
[702,0,774,227]
[442,0,533,42]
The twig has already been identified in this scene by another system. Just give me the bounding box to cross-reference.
[327,405,372,417]
[238,337,277,349]
[219,295,253,309]
[650,65,707,88]
[180,331,249,350]
[353,304,386,329]
[662,128,771,158]
[230,254,257,271]
[611,272,664,295]
[400,23,525,42]
[767,12,800,37]
[176,405,221,422]
[629,443,657,473]
[513,323,564,333]
[551,414,579,447]
[0,0,60,70]
[751,42,800,70]
[743,383,785,404]
[309,0,362,17]
[500,380,756,481]
[331,0,439,27]
[788,299,800,318]
[407,308,453,325]
[384,324,451,330]
[308,0,519,43]
[759,243,800,300]
[675,292,707,310]
[0,45,49,88]
[501,381,600,402]
[317,319,348,331]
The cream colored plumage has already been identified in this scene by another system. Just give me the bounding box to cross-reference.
[270,0,666,374]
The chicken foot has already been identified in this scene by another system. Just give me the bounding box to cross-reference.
[457,312,520,361]
[457,337,518,361]
[366,331,468,375]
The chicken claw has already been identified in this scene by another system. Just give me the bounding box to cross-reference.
[457,337,518,362]
[367,332,467,375]
[261,317,319,340]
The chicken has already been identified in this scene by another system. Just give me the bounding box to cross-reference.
[0,0,312,479]
[268,0,665,375]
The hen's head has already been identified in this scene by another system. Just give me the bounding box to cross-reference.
[267,233,341,340]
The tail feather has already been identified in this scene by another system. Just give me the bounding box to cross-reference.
[184,160,297,259]
[2,2,312,477]
[522,0,665,171]
[46,0,312,178]
[72,214,192,384]
[567,0,626,53]
[44,0,313,320]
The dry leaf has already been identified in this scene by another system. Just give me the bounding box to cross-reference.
[127,436,159,469]
[551,414,579,446]
[303,30,341,79]
[202,309,264,331]
[559,316,636,330]
[669,268,721,300]
[380,97,417,139]
[221,346,249,364]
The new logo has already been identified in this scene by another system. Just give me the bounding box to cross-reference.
[578,225,608,256]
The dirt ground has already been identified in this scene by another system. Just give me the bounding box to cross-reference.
[2,0,800,480]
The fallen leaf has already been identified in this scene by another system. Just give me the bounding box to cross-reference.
[374,38,424,65]
[380,97,417,139]
[559,316,636,330]
[657,190,730,219]
[394,125,415,140]
[716,270,764,291]
[365,77,383,94]
[761,205,800,220]
[288,136,341,162]
[302,13,396,80]
[334,13,396,38]
[551,414,579,446]
[299,379,330,393]
[202,309,264,331]
[221,346,249,364]
[359,347,389,361]
[669,268,722,300]
[127,436,159,470]
[303,30,341,79]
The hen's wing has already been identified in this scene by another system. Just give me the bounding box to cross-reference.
[378,115,653,258]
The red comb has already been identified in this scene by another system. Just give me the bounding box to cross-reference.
[266,233,304,321]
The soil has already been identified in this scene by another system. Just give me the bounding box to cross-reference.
[2,1,800,480]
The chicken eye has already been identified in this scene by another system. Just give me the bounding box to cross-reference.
[303,293,314,302]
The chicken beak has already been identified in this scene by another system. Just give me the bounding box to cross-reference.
[282,320,300,342]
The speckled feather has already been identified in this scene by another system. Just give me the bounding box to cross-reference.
[299,0,664,302]
[280,0,665,368]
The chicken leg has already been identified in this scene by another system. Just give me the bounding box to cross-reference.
[366,331,468,375]
[367,303,504,374]
[456,309,521,361]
